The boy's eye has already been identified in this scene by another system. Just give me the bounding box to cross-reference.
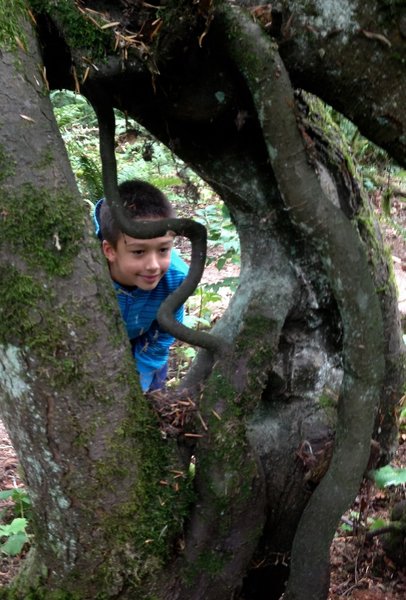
[160,247,171,254]
[132,250,144,256]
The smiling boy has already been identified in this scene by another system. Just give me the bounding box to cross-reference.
[94,180,189,392]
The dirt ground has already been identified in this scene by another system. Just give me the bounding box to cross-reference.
[0,190,405,596]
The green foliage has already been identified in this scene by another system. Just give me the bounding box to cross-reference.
[185,287,223,330]
[368,517,388,531]
[51,91,98,127]
[325,106,389,169]
[195,203,240,270]
[323,100,406,289]
[0,518,29,556]
[0,488,31,556]
[0,488,32,520]
[171,345,197,382]
[371,464,406,488]
[51,92,197,207]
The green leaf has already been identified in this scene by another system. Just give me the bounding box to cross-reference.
[7,518,27,535]
[368,518,388,531]
[371,465,406,488]
[0,490,14,501]
[0,532,29,556]
[183,347,197,359]
[216,256,227,270]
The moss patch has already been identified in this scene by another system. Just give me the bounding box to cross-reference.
[0,265,93,390]
[0,0,28,52]
[29,0,112,58]
[94,395,195,593]
[0,145,17,183]
[0,589,81,600]
[0,266,44,344]
[0,183,85,277]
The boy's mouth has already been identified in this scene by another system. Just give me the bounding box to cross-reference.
[140,274,160,283]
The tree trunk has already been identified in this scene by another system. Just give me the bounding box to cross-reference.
[0,10,187,599]
[0,1,404,599]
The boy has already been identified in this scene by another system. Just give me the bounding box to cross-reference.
[94,179,189,392]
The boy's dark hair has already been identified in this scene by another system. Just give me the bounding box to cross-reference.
[100,179,176,246]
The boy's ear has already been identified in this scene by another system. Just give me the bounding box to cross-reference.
[102,240,116,262]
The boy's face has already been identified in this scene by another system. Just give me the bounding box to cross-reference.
[102,232,174,290]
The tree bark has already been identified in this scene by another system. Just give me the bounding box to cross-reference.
[0,1,404,599]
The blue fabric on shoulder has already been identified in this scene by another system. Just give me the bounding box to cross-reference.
[93,198,104,240]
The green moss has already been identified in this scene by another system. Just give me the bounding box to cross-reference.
[29,0,112,58]
[0,589,81,600]
[0,267,42,343]
[0,0,28,52]
[302,93,358,177]
[194,368,260,502]
[356,203,393,282]
[184,549,230,582]
[0,183,85,277]
[319,392,335,409]
[0,145,16,183]
[0,268,91,391]
[91,395,194,593]
[35,146,54,170]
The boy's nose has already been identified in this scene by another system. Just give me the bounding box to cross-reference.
[146,253,160,271]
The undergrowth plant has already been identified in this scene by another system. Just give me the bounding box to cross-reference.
[0,488,31,556]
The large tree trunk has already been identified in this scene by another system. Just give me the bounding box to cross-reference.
[0,1,404,599]
[0,10,187,599]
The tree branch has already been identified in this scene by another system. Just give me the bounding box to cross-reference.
[219,4,386,599]
[86,85,226,355]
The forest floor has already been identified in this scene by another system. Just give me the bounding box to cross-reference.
[0,189,405,597]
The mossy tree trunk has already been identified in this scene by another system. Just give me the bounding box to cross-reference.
[0,8,189,600]
[0,1,404,599]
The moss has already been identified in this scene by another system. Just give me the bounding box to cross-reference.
[0,266,99,392]
[235,315,275,361]
[319,392,335,409]
[0,145,16,183]
[0,183,85,277]
[356,203,395,286]
[0,589,81,600]
[184,549,230,583]
[301,93,358,177]
[91,395,195,594]
[29,0,112,58]
[35,146,54,170]
[0,267,43,344]
[195,368,260,503]
[0,0,28,52]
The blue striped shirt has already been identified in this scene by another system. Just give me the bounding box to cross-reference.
[113,250,189,390]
